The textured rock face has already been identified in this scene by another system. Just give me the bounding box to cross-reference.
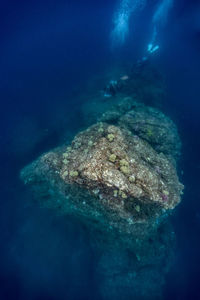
[119,105,181,163]
[21,119,182,299]
[21,122,183,236]
[99,99,181,164]
[62,123,182,213]
[20,71,184,299]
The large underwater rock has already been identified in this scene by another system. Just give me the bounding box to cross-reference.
[119,105,181,164]
[20,69,183,299]
[100,99,181,164]
[21,122,183,231]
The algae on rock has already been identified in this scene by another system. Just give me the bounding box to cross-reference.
[20,68,184,300]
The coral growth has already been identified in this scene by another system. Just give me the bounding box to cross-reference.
[20,66,183,299]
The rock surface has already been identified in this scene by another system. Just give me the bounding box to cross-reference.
[21,122,183,235]
[119,104,181,163]
[20,67,184,299]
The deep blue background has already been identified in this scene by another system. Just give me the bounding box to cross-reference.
[0,0,200,299]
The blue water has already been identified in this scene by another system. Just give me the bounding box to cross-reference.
[0,0,200,299]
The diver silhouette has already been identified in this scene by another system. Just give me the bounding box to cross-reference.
[111,0,173,56]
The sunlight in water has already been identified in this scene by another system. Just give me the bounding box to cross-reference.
[111,0,173,50]
[111,0,146,48]
[153,0,173,26]
[147,0,173,55]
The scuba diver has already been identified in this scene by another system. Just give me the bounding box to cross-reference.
[103,43,159,99]
[103,80,120,98]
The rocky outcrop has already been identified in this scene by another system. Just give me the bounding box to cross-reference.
[20,68,183,299]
